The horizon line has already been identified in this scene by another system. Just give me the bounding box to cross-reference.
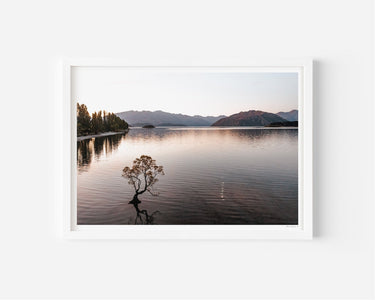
[114,108,298,117]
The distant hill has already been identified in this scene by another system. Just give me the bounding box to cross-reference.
[116,110,226,126]
[211,110,287,126]
[276,109,298,121]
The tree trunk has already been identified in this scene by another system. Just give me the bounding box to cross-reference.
[129,193,141,205]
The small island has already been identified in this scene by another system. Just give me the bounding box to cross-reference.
[265,121,298,127]
[142,124,155,128]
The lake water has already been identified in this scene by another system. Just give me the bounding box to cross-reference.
[77,127,298,225]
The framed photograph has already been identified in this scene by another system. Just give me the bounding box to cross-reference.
[62,59,313,239]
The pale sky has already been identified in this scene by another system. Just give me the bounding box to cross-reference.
[72,67,298,116]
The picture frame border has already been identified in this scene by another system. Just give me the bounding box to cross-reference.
[61,58,313,240]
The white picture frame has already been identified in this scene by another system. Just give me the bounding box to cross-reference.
[61,58,313,239]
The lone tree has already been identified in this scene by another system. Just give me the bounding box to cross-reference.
[122,155,165,205]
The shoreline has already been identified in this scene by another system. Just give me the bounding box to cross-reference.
[77,130,128,141]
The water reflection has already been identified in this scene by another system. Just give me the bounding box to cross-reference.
[77,133,125,169]
[77,128,297,169]
[128,198,160,224]
[77,139,92,167]
[77,127,298,225]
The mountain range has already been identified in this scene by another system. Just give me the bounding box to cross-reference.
[116,110,226,126]
[116,109,298,127]
[276,109,298,121]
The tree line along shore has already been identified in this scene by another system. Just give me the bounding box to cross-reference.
[77,103,129,137]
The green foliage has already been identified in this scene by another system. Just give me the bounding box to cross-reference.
[104,112,128,132]
[77,102,128,136]
[77,103,91,136]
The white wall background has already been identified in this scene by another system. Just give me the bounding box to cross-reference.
[0,0,373,299]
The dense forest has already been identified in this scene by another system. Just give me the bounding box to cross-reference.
[77,103,129,136]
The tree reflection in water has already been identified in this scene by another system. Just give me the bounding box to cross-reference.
[77,133,125,168]
[128,197,160,224]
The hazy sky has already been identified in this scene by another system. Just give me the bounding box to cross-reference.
[72,67,298,116]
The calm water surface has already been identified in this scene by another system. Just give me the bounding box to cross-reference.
[77,127,298,225]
